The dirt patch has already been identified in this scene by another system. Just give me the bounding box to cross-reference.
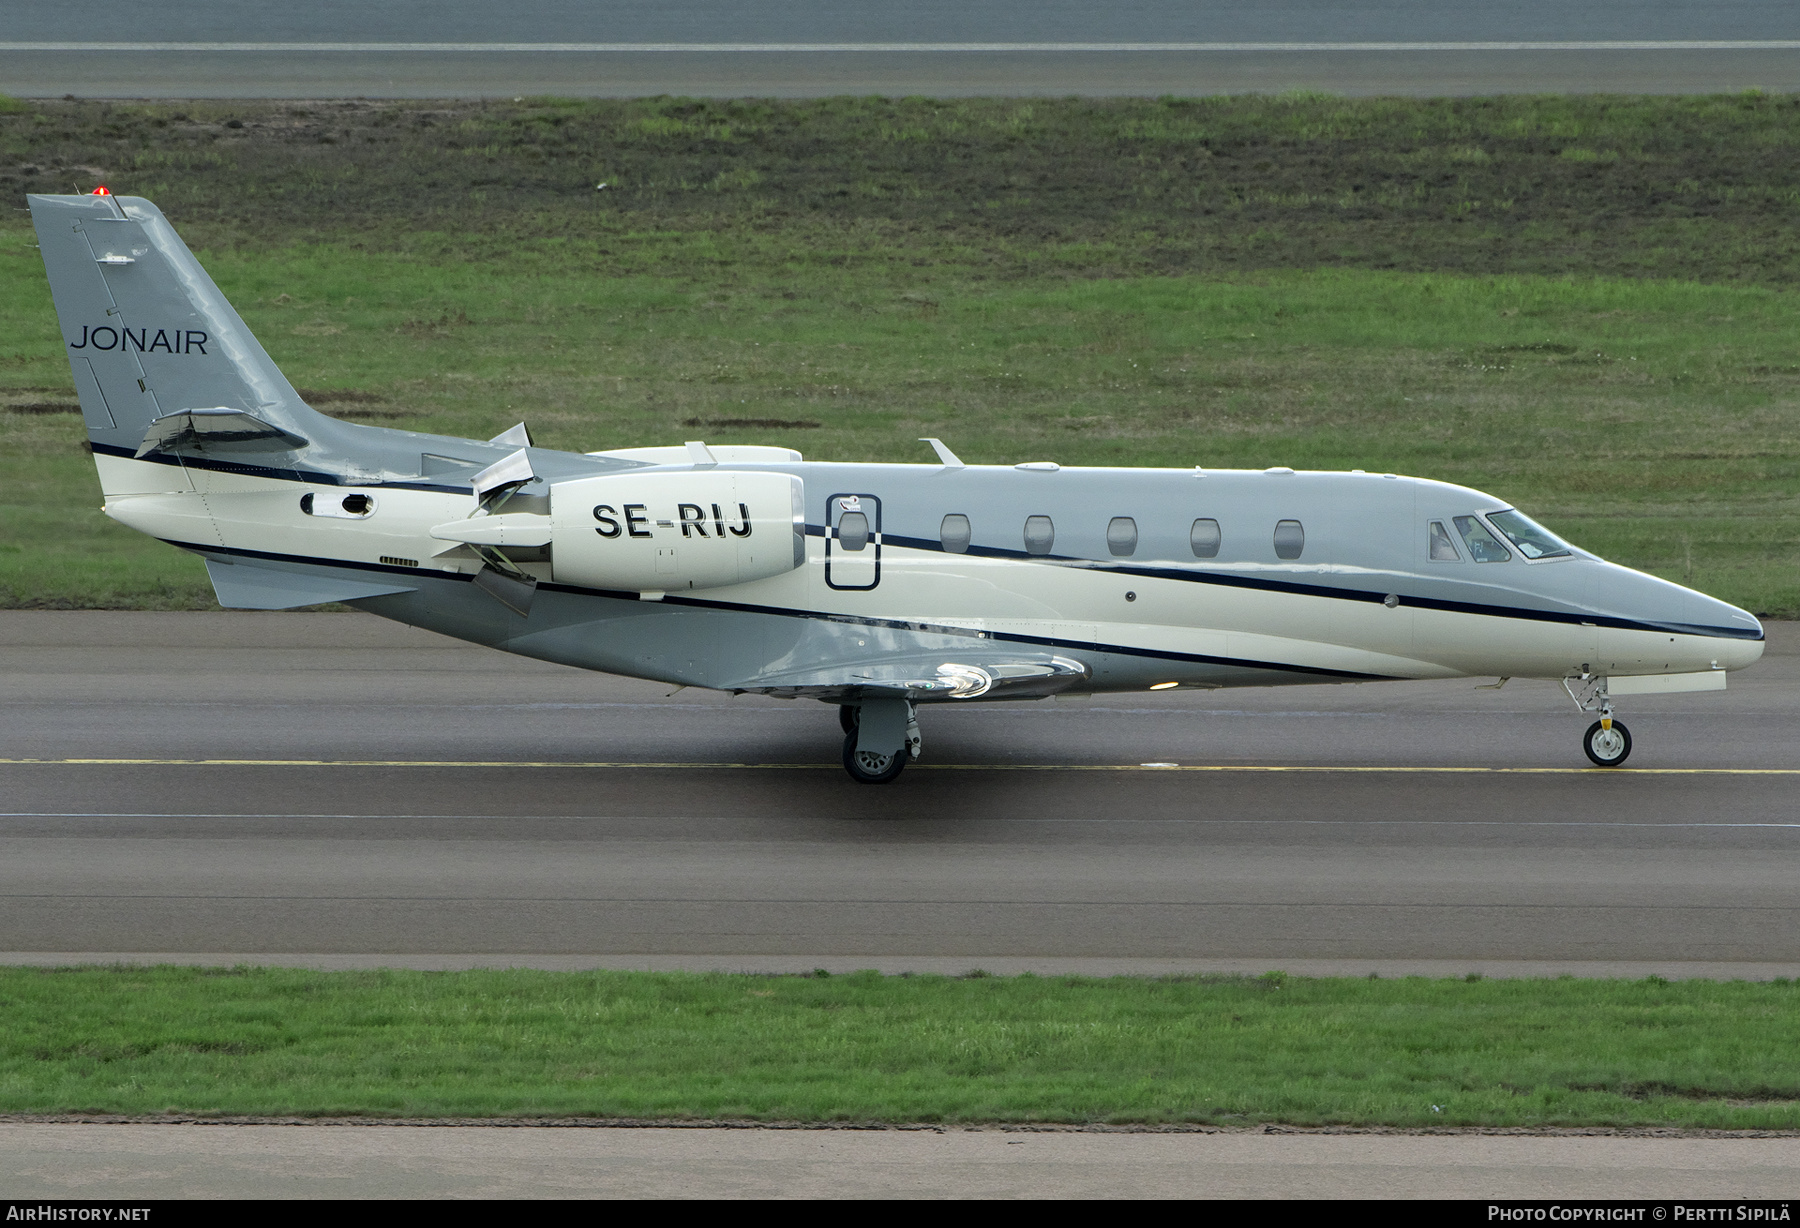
[294,389,387,404]
[7,95,1800,284]
[683,417,822,430]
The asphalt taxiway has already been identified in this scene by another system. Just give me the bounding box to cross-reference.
[5,1124,1798,1199]
[4,0,1799,97]
[1,610,1795,976]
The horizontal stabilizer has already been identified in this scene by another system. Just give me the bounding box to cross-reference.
[137,408,307,458]
[204,559,416,610]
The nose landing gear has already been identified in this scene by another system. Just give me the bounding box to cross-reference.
[1583,716,1632,767]
[1564,672,1633,768]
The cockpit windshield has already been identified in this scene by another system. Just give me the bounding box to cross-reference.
[1452,515,1510,562]
[1486,510,1573,560]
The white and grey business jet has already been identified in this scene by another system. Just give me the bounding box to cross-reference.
[30,191,1764,781]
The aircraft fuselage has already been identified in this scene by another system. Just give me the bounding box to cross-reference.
[97,445,1764,695]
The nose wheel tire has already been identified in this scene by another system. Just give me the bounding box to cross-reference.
[843,732,906,784]
[838,704,859,735]
[1583,719,1632,767]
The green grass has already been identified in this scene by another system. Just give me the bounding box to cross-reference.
[5,968,1800,1126]
[3,95,1799,613]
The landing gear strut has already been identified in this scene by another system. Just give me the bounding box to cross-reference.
[1564,671,1633,768]
[839,698,920,784]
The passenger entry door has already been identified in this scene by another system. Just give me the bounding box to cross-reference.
[826,493,880,590]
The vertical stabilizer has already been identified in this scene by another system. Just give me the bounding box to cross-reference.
[29,193,320,462]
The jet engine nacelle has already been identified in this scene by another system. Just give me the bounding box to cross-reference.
[548,470,805,593]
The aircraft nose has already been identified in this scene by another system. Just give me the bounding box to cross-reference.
[1691,592,1764,671]
[1591,561,1764,671]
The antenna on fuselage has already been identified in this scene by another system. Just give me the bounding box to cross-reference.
[920,438,965,470]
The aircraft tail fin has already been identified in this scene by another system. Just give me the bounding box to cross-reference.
[28,192,321,463]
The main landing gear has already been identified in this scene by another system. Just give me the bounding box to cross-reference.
[1564,671,1633,768]
[838,698,922,784]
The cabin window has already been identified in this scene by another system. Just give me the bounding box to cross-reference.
[940,514,971,554]
[1487,510,1572,560]
[1106,517,1138,557]
[1428,520,1462,561]
[1024,515,1055,555]
[838,511,870,551]
[1273,519,1305,560]
[1453,515,1510,562]
[1190,518,1221,559]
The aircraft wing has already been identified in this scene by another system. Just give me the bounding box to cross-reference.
[204,558,416,610]
[736,651,1090,702]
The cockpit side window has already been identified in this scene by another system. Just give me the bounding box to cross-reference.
[1453,515,1511,562]
[1428,520,1462,562]
[1487,509,1573,560]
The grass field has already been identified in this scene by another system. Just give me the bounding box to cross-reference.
[5,967,1799,1127]
[2,95,1798,613]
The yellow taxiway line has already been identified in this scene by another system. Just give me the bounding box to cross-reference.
[1,758,1798,775]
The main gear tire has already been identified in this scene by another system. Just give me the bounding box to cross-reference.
[839,704,859,735]
[842,731,906,784]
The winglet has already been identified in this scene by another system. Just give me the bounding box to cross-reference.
[489,422,532,448]
[919,438,965,470]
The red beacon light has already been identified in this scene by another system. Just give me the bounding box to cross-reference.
[90,185,111,196]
